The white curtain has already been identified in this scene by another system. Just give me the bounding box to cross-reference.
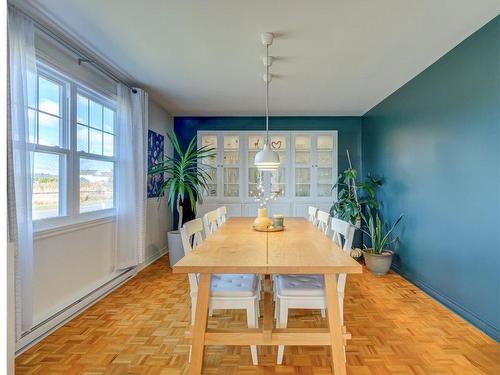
[115,85,148,269]
[8,7,37,339]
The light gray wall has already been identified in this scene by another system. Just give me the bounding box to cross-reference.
[145,99,174,261]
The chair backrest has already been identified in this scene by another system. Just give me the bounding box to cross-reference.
[216,206,227,226]
[331,218,355,253]
[308,206,318,226]
[180,218,204,294]
[330,218,356,302]
[316,210,331,235]
[203,210,219,237]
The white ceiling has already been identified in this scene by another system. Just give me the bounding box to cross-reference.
[24,0,499,116]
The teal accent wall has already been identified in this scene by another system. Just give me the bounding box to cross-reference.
[362,16,500,340]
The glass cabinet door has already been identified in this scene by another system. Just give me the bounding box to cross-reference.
[294,135,312,197]
[248,135,264,198]
[200,135,218,197]
[222,135,240,198]
[270,134,287,197]
[316,134,335,197]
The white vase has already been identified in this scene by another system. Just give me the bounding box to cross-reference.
[253,208,272,230]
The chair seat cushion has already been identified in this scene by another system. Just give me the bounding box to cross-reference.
[210,274,258,297]
[276,274,325,297]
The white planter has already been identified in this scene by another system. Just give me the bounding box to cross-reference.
[167,231,184,268]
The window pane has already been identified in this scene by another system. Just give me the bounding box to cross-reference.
[38,76,60,116]
[77,94,89,125]
[33,152,60,220]
[80,158,114,213]
[38,112,60,147]
[295,135,311,165]
[103,107,114,133]
[103,133,114,156]
[28,73,37,109]
[89,128,103,155]
[28,109,37,144]
[77,125,88,152]
[223,136,239,164]
[317,135,333,150]
[295,168,310,197]
[223,167,239,197]
[89,100,103,129]
[317,151,333,166]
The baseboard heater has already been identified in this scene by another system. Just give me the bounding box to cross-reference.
[15,267,136,356]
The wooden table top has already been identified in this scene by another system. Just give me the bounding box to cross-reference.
[173,217,362,274]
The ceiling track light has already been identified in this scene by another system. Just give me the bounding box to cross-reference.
[254,32,280,172]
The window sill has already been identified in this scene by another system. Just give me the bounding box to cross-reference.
[33,214,115,240]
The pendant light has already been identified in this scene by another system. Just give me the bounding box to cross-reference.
[254,32,280,171]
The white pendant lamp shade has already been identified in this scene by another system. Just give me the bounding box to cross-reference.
[255,144,280,171]
[255,32,280,171]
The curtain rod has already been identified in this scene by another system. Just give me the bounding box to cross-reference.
[9,4,137,93]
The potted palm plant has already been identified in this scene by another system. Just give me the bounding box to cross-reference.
[360,209,403,275]
[149,133,215,267]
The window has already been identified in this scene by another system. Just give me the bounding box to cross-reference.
[32,152,62,220]
[29,72,67,221]
[29,64,117,230]
[76,93,115,156]
[79,158,114,213]
[76,92,116,214]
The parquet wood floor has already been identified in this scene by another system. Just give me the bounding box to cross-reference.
[16,255,499,375]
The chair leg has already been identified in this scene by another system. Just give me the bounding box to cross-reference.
[274,296,279,320]
[338,293,344,326]
[276,300,288,365]
[246,302,258,365]
[320,308,326,318]
[272,276,277,303]
[189,297,196,363]
[191,297,196,325]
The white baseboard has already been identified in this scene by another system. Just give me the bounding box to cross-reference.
[15,267,135,356]
[15,248,168,356]
[138,247,167,272]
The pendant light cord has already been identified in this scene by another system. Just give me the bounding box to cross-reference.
[265,43,270,144]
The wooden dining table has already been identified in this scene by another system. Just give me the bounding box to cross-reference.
[173,217,362,374]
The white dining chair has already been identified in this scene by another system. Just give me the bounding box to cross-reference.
[308,206,318,226]
[316,210,331,235]
[274,217,355,364]
[203,210,219,237]
[180,218,260,365]
[272,206,322,307]
[216,206,227,226]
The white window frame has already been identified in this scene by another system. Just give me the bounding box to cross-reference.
[32,61,117,233]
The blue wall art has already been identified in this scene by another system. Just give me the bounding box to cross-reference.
[147,129,164,198]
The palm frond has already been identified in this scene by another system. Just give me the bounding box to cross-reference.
[148,133,216,215]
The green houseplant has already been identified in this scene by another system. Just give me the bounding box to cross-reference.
[360,209,403,275]
[149,133,215,266]
[330,151,382,227]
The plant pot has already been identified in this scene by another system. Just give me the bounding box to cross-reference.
[167,230,184,268]
[362,249,393,275]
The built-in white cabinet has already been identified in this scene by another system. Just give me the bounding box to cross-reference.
[197,131,338,219]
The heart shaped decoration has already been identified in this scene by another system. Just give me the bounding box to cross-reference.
[271,140,282,149]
